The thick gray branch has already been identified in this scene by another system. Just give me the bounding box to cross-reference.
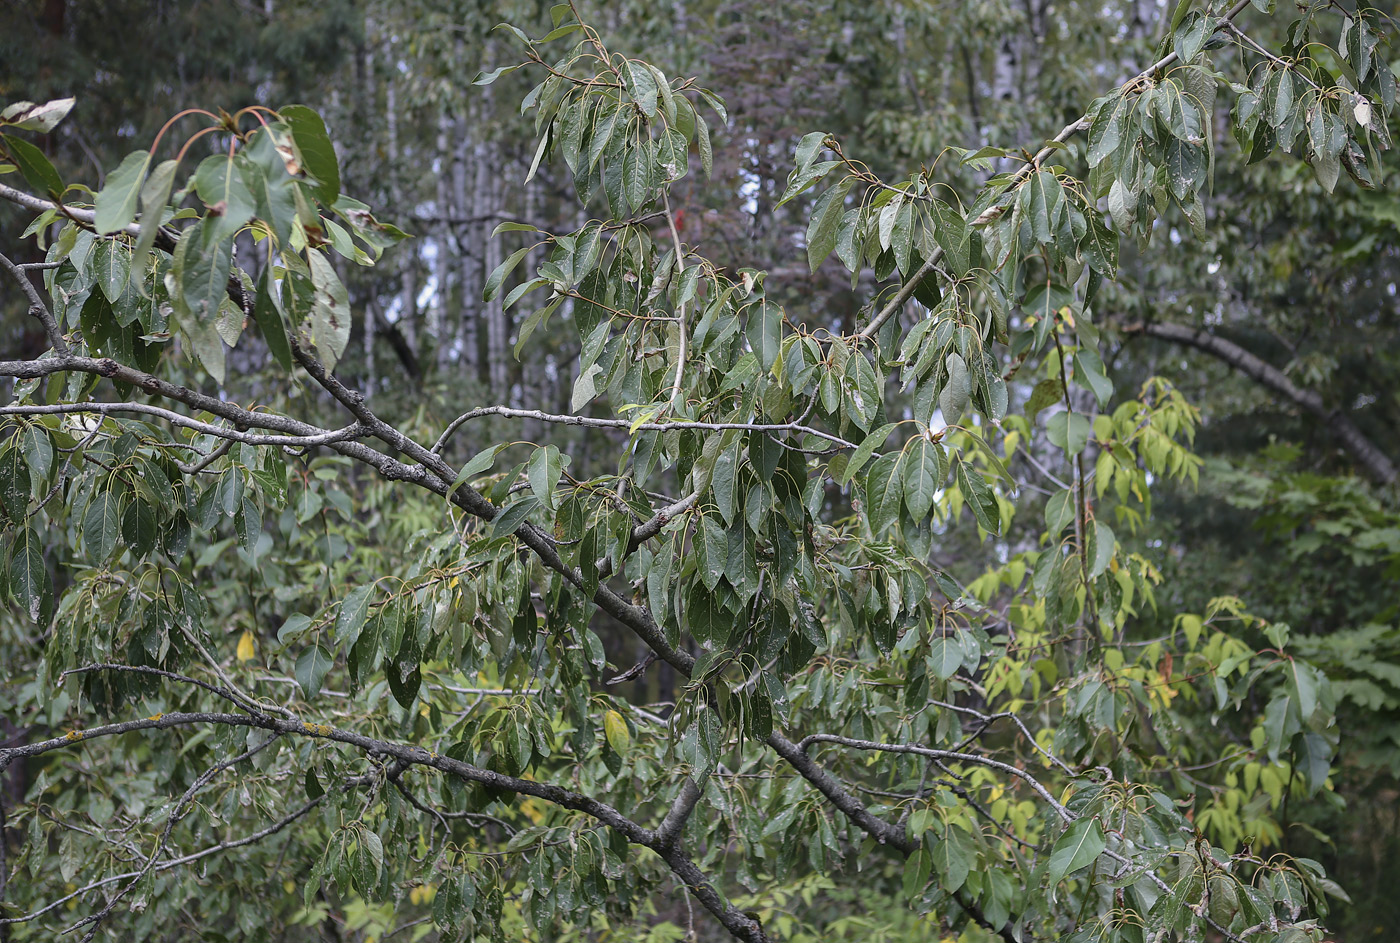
[0,250,69,354]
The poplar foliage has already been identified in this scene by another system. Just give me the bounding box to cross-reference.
[1,3,1398,942]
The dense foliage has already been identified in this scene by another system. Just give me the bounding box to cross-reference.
[1,1,1398,942]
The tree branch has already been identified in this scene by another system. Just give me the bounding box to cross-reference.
[0,708,768,943]
[0,788,330,928]
[796,733,1074,823]
[429,405,858,454]
[0,250,69,354]
[854,0,1254,339]
[653,777,702,850]
[68,732,284,941]
[0,402,364,450]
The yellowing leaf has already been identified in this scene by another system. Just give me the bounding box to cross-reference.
[236,630,257,663]
[604,709,630,754]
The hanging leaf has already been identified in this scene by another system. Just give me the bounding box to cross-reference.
[94,150,153,234]
[279,104,341,204]
[307,248,351,371]
[1046,817,1106,886]
[295,644,334,700]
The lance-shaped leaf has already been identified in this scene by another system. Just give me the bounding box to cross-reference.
[295,644,334,700]
[194,153,256,247]
[279,104,340,204]
[95,149,153,234]
[0,97,74,132]
[173,220,233,326]
[307,248,351,371]
[2,134,63,197]
[1046,816,1106,886]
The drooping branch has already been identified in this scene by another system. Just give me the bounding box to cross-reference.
[0,789,331,928]
[68,732,284,942]
[0,250,69,354]
[430,404,859,454]
[1122,320,1398,485]
[797,733,1074,823]
[0,402,364,450]
[0,706,768,943]
[854,0,1255,339]
[3,178,995,942]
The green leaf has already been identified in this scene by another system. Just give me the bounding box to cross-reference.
[1267,69,1294,129]
[295,644,334,700]
[473,64,522,86]
[527,444,563,510]
[840,423,896,485]
[928,633,963,680]
[864,453,904,536]
[1075,349,1114,407]
[902,436,943,520]
[83,488,122,562]
[697,514,727,590]
[492,497,541,538]
[1287,659,1320,721]
[95,150,153,234]
[1046,411,1091,455]
[336,585,375,649]
[18,425,52,482]
[623,138,651,211]
[8,526,52,623]
[0,446,31,524]
[235,495,261,561]
[173,220,233,326]
[307,248,351,372]
[793,131,829,171]
[955,460,999,534]
[483,246,531,302]
[1081,214,1119,277]
[623,60,659,117]
[388,637,422,709]
[931,828,971,893]
[1089,519,1115,579]
[278,613,313,644]
[806,177,852,272]
[194,153,256,247]
[1087,93,1124,168]
[939,352,971,427]
[449,446,502,497]
[239,129,296,249]
[1173,11,1211,65]
[121,498,159,557]
[696,112,713,176]
[1025,378,1065,426]
[130,158,180,290]
[1026,170,1060,246]
[1046,817,1105,886]
[903,848,931,899]
[2,133,63,197]
[253,264,294,371]
[1045,488,1075,537]
[279,104,340,204]
[93,238,132,303]
[750,300,783,371]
